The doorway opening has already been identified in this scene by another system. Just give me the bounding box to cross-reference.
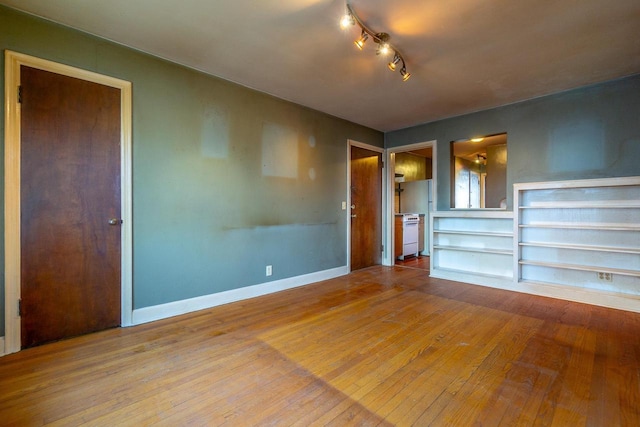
[385,141,436,272]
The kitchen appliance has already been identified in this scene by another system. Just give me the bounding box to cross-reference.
[399,213,420,259]
[401,179,433,254]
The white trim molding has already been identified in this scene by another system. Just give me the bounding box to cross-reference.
[3,51,133,354]
[132,266,349,325]
[0,337,5,357]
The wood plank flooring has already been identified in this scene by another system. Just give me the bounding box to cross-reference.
[1,266,639,426]
[395,255,430,271]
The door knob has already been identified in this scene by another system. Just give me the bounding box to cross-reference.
[351,204,356,209]
[108,218,122,225]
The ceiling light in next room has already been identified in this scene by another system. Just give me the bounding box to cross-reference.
[340,2,411,81]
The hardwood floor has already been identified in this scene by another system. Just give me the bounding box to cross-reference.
[1,266,639,426]
[395,255,430,271]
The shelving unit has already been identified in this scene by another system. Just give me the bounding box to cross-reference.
[514,177,640,304]
[430,211,513,286]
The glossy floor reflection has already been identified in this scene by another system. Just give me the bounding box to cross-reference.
[395,255,430,271]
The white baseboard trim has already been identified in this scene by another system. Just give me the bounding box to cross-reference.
[132,266,350,325]
[430,269,640,313]
[510,281,640,314]
[0,337,5,357]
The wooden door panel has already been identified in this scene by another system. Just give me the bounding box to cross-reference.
[350,146,382,270]
[20,66,121,348]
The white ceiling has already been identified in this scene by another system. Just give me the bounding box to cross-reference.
[3,0,640,132]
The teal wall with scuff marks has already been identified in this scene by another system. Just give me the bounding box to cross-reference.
[0,5,384,335]
[2,3,640,340]
[385,75,640,210]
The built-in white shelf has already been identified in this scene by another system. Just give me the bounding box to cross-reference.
[519,201,640,209]
[514,176,640,308]
[429,266,512,281]
[519,241,640,255]
[519,223,640,231]
[519,260,640,278]
[430,211,514,286]
[433,245,513,256]
[425,178,640,313]
[434,230,513,237]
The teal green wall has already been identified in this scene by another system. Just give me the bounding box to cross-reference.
[3,4,639,339]
[0,6,383,334]
[386,75,640,210]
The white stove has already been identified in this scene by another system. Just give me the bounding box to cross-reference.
[399,214,420,259]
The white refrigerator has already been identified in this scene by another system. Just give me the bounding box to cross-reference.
[400,179,433,255]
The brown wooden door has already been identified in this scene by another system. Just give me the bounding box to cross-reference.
[20,66,122,348]
[350,146,382,270]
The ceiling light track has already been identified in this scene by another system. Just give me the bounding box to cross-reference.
[340,2,410,81]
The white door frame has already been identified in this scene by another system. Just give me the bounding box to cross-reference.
[346,139,386,270]
[384,140,437,266]
[3,50,133,355]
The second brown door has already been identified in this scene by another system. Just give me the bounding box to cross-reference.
[350,146,382,270]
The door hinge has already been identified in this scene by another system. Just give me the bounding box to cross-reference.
[18,85,22,104]
[18,299,22,316]
[381,244,384,252]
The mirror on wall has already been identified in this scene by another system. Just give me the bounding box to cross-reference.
[451,133,507,209]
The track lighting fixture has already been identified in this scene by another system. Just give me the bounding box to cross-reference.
[378,43,391,56]
[375,33,391,56]
[340,13,355,29]
[388,53,400,71]
[354,30,369,50]
[400,66,411,82]
[340,2,411,81]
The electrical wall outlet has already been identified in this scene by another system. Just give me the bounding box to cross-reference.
[266,265,272,276]
[597,272,612,282]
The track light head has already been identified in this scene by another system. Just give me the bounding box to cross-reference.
[377,42,391,56]
[388,53,401,71]
[375,33,391,55]
[400,66,411,82]
[354,31,369,50]
[340,12,354,29]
